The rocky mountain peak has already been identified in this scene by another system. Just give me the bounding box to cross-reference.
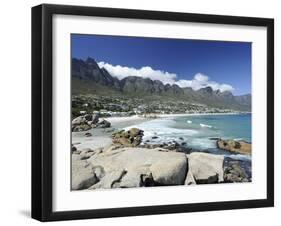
[72,57,251,111]
[86,57,98,65]
[219,91,234,98]
[199,86,213,94]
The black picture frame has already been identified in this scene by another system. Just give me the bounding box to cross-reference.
[32,3,274,222]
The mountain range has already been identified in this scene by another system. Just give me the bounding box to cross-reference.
[72,57,251,111]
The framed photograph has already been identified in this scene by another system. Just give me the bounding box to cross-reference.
[32,4,274,221]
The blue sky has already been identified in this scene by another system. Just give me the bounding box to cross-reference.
[72,34,251,95]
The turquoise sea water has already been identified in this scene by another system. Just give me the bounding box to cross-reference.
[125,114,251,159]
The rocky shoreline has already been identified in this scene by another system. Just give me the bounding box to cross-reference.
[72,127,252,190]
[217,138,251,155]
[72,114,111,132]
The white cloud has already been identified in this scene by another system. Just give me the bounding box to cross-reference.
[98,62,177,85]
[98,62,234,93]
[175,73,234,92]
[217,84,235,92]
[194,73,209,83]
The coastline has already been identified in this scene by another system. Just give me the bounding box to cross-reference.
[157,112,250,118]
[72,112,251,151]
[103,112,251,126]
[105,112,251,123]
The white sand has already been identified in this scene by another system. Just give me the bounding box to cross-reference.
[72,127,114,150]
[72,135,112,150]
[105,115,141,123]
[72,115,153,150]
[104,115,152,128]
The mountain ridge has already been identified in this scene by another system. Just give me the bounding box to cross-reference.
[72,57,251,111]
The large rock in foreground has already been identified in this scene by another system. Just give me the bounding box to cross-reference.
[186,152,224,184]
[71,145,251,190]
[217,139,251,155]
[72,154,98,190]
[85,147,188,189]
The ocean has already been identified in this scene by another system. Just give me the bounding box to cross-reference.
[125,113,251,160]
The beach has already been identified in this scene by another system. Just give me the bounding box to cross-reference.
[72,115,153,150]
[72,113,251,157]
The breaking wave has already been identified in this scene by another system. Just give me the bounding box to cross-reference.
[124,118,198,144]
[200,123,212,128]
[122,114,251,160]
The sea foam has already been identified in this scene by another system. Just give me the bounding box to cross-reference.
[124,118,198,144]
[200,123,212,128]
[122,115,251,160]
